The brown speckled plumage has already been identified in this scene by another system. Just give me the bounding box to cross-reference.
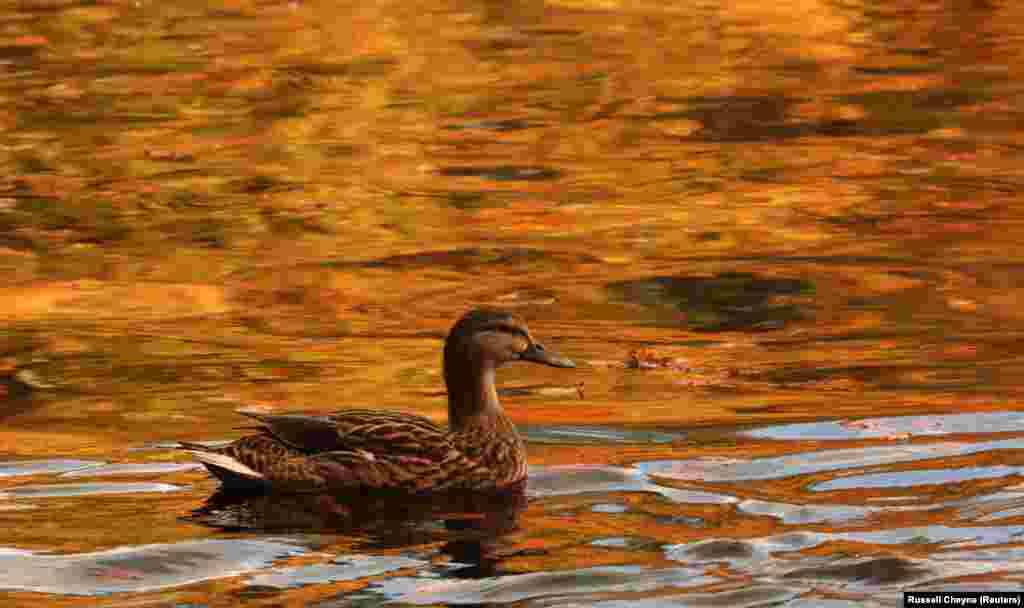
[181,309,575,492]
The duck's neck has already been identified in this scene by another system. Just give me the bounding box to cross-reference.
[445,359,508,432]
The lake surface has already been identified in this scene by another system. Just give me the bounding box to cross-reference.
[3,0,1024,605]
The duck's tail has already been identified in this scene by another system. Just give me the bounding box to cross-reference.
[177,442,267,490]
[185,450,264,480]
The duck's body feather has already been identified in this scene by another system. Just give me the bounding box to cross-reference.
[186,409,523,492]
[181,310,573,493]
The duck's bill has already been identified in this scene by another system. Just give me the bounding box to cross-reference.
[520,343,576,368]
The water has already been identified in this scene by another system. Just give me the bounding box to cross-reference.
[3,0,1024,605]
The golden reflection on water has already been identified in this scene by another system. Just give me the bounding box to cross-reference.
[3,0,1024,604]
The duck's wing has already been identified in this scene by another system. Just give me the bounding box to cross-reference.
[327,408,457,458]
[235,410,344,452]
[236,408,455,458]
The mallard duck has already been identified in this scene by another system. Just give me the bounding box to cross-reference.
[181,309,575,492]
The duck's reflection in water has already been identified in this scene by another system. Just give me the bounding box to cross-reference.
[185,483,528,577]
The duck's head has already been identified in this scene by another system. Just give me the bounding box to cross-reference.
[444,309,575,375]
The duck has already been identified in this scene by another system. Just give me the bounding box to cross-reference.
[180,309,575,493]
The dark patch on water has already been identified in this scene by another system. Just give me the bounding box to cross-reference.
[607,272,813,331]
[332,247,600,271]
[664,533,827,566]
[438,165,562,181]
[748,362,987,392]
[677,538,758,561]
[744,363,902,387]
[282,57,397,78]
[0,45,41,62]
[842,88,982,115]
[854,65,940,76]
[230,175,302,194]
[650,89,978,142]
[442,119,535,132]
[445,191,490,210]
[322,143,363,158]
[650,95,802,142]
[782,555,930,586]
